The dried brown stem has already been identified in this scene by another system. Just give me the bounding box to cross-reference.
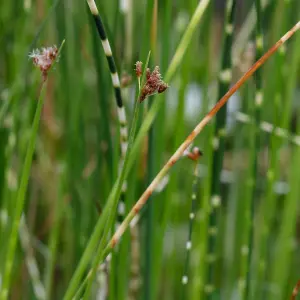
[104,21,300,255]
[291,280,300,300]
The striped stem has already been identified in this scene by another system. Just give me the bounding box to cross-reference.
[206,0,236,297]
[101,21,300,260]
[86,0,129,224]
[180,148,202,300]
[86,2,129,297]
[80,54,154,300]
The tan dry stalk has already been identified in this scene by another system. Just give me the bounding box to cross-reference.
[291,280,300,300]
[105,20,300,255]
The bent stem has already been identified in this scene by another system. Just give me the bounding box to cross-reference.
[101,20,300,262]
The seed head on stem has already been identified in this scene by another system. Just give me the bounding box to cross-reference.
[135,61,143,89]
[103,21,300,255]
[138,65,169,102]
[29,45,59,81]
[135,61,143,78]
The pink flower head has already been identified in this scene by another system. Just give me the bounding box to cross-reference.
[29,46,58,79]
[135,61,143,77]
[139,66,168,102]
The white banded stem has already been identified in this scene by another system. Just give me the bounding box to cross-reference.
[86,0,128,224]
[101,39,112,57]
[86,1,130,296]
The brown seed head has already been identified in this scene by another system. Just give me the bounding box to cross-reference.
[158,82,169,94]
[139,65,168,102]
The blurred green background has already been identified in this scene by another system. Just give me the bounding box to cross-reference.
[0,0,300,299]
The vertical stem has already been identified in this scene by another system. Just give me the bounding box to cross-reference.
[44,174,65,299]
[144,117,155,300]
[0,80,46,300]
[79,52,151,300]
[206,1,236,298]
[253,1,294,298]
[86,0,129,225]
[144,2,158,299]
[244,0,264,298]
[19,215,45,300]
[181,160,200,300]
[82,90,142,300]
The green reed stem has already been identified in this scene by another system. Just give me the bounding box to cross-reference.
[63,52,151,300]
[181,161,200,300]
[206,1,236,298]
[82,88,141,300]
[0,80,47,300]
[243,0,264,298]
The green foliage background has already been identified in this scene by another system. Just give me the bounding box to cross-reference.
[0,0,300,299]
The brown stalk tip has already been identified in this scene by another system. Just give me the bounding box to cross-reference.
[29,45,58,80]
[187,147,203,161]
[138,65,169,102]
[291,280,300,300]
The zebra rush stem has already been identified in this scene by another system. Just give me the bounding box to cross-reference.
[100,20,300,262]
[86,0,129,223]
[65,57,168,299]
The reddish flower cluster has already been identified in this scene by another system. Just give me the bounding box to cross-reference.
[139,66,168,102]
[29,46,58,79]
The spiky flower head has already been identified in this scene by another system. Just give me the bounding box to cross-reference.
[29,46,58,80]
[139,66,168,102]
[135,61,143,78]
